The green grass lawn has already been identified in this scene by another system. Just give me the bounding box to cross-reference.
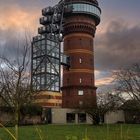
[0,124,140,140]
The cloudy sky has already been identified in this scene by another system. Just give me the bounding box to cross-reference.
[0,0,140,90]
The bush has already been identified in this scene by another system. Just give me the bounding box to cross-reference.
[20,105,42,116]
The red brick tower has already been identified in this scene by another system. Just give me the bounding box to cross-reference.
[61,0,101,108]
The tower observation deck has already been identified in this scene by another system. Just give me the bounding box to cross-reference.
[31,0,101,108]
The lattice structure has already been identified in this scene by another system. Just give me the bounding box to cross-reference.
[31,1,70,93]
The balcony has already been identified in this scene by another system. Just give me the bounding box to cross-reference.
[38,26,51,34]
[38,25,61,35]
[33,35,45,41]
[42,7,54,16]
[40,16,52,25]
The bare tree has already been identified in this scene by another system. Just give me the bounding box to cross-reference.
[113,64,140,103]
[0,35,32,140]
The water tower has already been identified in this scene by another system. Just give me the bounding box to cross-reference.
[61,0,101,108]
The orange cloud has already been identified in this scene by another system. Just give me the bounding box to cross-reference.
[94,70,113,86]
[95,77,113,86]
[95,76,113,86]
[0,5,40,34]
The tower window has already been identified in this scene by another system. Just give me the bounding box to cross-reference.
[78,90,84,96]
[79,58,82,64]
[78,113,86,123]
[79,101,83,106]
[66,113,75,123]
[80,78,82,83]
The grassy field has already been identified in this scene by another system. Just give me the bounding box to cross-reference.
[0,124,140,140]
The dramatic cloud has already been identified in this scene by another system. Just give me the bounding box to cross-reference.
[0,0,140,88]
[94,70,113,88]
[0,0,59,58]
[0,29,30,62]
[0,4,39,32]
[0,1,42,58]
[95,75,113,87]
[95,20,140,71]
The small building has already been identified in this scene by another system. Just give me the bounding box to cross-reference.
[104,110,125,124]
[51,108,92,124]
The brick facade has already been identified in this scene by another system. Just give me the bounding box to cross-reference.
[61,0,100,108]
